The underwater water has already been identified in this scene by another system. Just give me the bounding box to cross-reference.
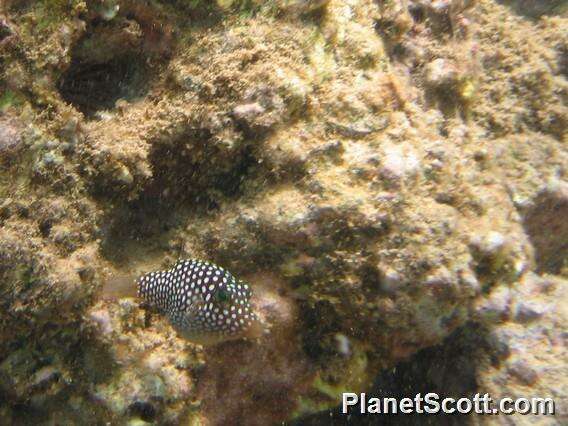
[0,0,566,425]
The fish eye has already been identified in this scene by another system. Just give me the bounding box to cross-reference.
[215,288,230,304]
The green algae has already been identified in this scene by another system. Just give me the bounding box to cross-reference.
[28,0,85,31]
[0,90,23,112]
[291,340,373,419]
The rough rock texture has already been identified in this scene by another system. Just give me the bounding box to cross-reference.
[0,0,566,424]
[474,273,567,425]
[522,181,568,274]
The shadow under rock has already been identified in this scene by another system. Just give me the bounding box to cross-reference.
[496,0,566,18]
[290,323,505,426]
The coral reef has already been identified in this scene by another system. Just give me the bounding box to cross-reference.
[0,0,566,424]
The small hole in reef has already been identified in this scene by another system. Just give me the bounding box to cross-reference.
[57,53,151,118]
[128,400,157,422]
[0,23,12,42]
[38,220,52,237]
[408,3,426,22]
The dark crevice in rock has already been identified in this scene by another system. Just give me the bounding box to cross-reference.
[57,5,174,118]
[0,19,13,42]
[148,132,258,204]
[98,132,259,265]
[0,323,118,424]
[144,129,259,204]
[558,45,568,78]
[292,323,503,426]
[521,183,568,274]
[497,0,567,19]
[301,299,343,362]
[58,54,152,117]
[128,400,158,423]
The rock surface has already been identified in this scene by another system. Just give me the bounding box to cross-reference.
[0,0,566,424]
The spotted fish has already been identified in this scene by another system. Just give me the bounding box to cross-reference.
[105,259,264,345]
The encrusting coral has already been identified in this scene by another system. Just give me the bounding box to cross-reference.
[0,0,566,423]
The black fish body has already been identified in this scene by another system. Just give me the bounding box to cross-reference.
[136,259,263,345]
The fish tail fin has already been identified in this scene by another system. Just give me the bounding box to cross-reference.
[101,275,138,301]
